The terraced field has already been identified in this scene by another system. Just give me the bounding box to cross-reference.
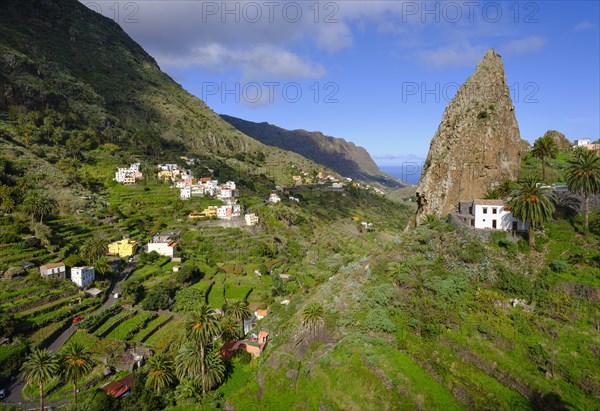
[130,315,172,343]
[145,318,184,351]
[94,309,136,337]
[105,312,156,340]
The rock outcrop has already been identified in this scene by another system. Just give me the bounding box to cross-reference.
[542,130,571,149]
[413,49,526,225]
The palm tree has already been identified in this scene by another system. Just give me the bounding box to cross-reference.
[145,355,175,394]
[484,179,516,199]
[301,303,325,337]
[183,305,221,394]
[174,378,202,404]
[225,299,250,339]
[175,343,225,392]
[62,342,94,410]
[93,256,111,278]
[175,342,203,383]
[203,348,226,390]
[21,348,60,411]
[531,136,558,182]
[22,192,58,224]
[220,316,239,342]
[508,177,556,247]
[566,150,600,228]
[80,238,108,263]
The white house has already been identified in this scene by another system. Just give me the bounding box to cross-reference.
[147,234,177,258]
[574,139,591,146]
[217,204,241,220]
[191,186,205,197]
[180,187,192,200]
[218,188,233,200]
[115,163,143,184]
[457,199,528,231]
[268,193,281,203]
[40,263,66,280]
[245,213,259,226]
[71,266,95,288]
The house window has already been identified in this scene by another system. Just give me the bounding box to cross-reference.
[483,208,488,214]
[492,208,497,214]
[492,220,497,229]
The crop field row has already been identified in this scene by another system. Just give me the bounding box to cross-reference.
[105,312,155,340]
[131,316,170,342]
[94,309,136,337]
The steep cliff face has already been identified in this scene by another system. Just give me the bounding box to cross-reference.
[413,49,525,225]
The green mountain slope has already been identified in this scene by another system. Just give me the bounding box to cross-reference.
[0,0,327,182]
[221,114,403,187]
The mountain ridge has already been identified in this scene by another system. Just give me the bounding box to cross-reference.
[0,0,334,184]
[220,114,404,187]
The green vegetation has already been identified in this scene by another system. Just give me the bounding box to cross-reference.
[1,0,599,410]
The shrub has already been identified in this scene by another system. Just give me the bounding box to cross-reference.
[590,211,600,236]
[498,239,517,253]
[490,231,507,244]
[477,323,491,334]
[549,260,569,273]
[364,284,394,307]
[0,232,20,244]
[365,308,397,333]
[495,265,531,297]
[142,283,177,310]
[460,238,484,263]
[517,239,529,253]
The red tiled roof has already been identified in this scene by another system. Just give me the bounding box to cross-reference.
[101,374,133,398]
[41,263,65,269]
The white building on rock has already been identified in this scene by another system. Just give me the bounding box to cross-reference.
[453,199,528,231]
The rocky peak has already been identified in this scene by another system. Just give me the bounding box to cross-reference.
[412,48,525,226]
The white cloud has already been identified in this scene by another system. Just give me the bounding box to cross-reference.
[501,36,546,55]
[574,21,593,31]
[417,44,488,69]
[156,44,325,81]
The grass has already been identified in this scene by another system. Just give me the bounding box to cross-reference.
[63,329,99,351]
[29,320,67,347]
[130,314,170,343]
[105,311,153,340]
[145,318,183,352]
[0,342,27,364]
[94,309,135,337]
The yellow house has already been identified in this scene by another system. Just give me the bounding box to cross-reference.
[108,239,138,258]
[202,206,218,217]
[157,170,173,179]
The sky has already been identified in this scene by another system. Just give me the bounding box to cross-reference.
[82,0,600,168]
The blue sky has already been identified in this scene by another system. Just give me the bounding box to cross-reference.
[84,1,600,167]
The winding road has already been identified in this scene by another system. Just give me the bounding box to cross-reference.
[2,256,138,407]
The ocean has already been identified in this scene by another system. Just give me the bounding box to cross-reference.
[379,165,422,185]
